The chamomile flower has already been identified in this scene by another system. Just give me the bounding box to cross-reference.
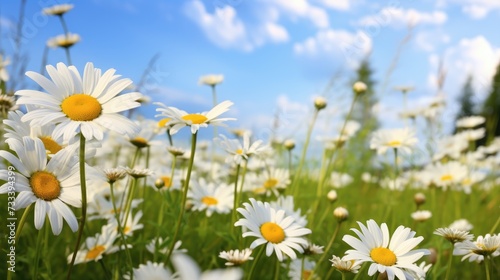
[146,238,187,255]
[154,100,235,134]
[342,219,429,280]
[449,219,473,232]
[0,94,17,114]
[288,258,317,280]
[269,195,308,227]
[67,223,120,264]
[433,227,474,244]
[46,33,81,49]
[172,253,243,280]
[124,261,177,280]
[411,210,432,222]
[426,161,467,189]
[252,168,290,196]
[0,137,82,235]
[219,248,253,266]
[456,116,486,129]
[215,132,268,165]
[370,127,418,155]
[330,172,353,188]
[0,54,10,82]
[234,198,312,261]
[16,62,142,142]
[330,255,362,274]
[453,234,500,262]
[188,178,233,217]
[199,74,224,86]
[42,4,74,16]
[110,210,144,237]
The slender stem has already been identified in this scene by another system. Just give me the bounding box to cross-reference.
[325,266,336,280]
[489,214,500,234]
[231,163,241,233]
[444,247,454,280]
[130,147,141,168]
[8,205,32,279]
[247,246,264,280]
[312,222,342,276]
[300,257,305,280]
[166,130,173,146]
[165,132,197,264]
[32,220,44,280]
[67,134,87,279]
[109,181,134,279]
[287,150,292,173]
[273,257,280,280]
[58,15,70,36]
[291,109,319,194]
[64,47,72,66]
[123,177,139,226]
[485,257,491,280]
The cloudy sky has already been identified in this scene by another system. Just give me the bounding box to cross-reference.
[1,0,500,141]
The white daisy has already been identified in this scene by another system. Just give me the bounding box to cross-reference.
[449,219,473,232]
[0,54,10,82]
[219,248,253,266]
[154,100,235,134]
[46,33,81,49]
[411,210,432,222]
[426,161,467,189]
[269,195,308,227]
[251,168,291,197]
[454,234,500,263]
[188,178,233,217]
[0,137,81,235]
[456,116,486,129]
[110,210,144,237]
[288,258,317,280]
[199,74,224,86]
[16,62,142,141]
[215,132,268,165]
[434,227,474,244]
[330,255,362,274]
[342,219,430,280]
[124,261,177,280]
[42,4,74,16]
[172,253,243,280]
[234,198,312,261]
[330,172,353,188]
[67,223,120,264]
[370,127,418,155]
[146,238,187,255]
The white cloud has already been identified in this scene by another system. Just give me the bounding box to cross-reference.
[317,0,350,11]
[358,8,447,29]
[294,29,372,68]
[428,36,500,97]
[442,0,500,19]
[271,0,329,28]
[415,31,450,52]
[0,16,14,31]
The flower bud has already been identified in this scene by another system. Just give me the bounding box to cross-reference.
[327,190,337,203]
[314,96,327,110]
[353,81,367,95]
[333,207,349,222]
[283,139,295,150]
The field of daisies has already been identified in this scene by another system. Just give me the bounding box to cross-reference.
[1,3,500,280]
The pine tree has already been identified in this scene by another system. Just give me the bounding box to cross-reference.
[481,61,500,144]
[453,74,476,133]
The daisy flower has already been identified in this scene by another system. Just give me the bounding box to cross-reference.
[146,238,187,255]
[0,94,17,114]
[219,248,253,266]
[411,210,432,222]
[303,242,324,255]
[330,172,353,188]
[453,234,500,262]
[154,100,235,134]
[342,219,430,280]
[0,137,81,235]
[330,255,362,274]
[426,161,467,189]
[124,261,177,280]
[215,132,268,165]
[288,258,317,280]
[370,127,418,155]
[269,195,308,227]
[16,62,142,142]
[234,198,312,261]
[0,54,10,82]
[46,33,81,49]
[42,4,74,16]
[199,74,224,86]
[110,210,144,237]
[456,115,486,129]
[188,178,233,217]
[449,219,473,232]
[252,168,291,196]
[172,253,243,280]
[67,223,120,264]
[433,227,474,244]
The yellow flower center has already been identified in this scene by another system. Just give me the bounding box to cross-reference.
[39,136,63,154]
[158,118,171,127]
[260,222,285,244]
[440,174,453,182]
[85,245,106,260]
[130,137,149,148]
[30,171,61,201]
[201,196,218,206]
[236,149,243,155]
[182,114,207,124]
[264,178,278,189]
[161,176,172,188]
[302,270,312,280]
[61,94,102,121]
[387,140,402,147]
[370,247,397,266]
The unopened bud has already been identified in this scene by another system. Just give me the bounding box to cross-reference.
[414,192,426,206]
[353,81,367,95]
[333,207,349,222]
[284,139,295,150]
[327,190,337,203]
[314,96,327,110]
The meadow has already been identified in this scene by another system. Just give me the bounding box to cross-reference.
[1,3,500,280]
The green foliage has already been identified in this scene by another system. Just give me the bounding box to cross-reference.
[454,74,476,132]
[481,61,500,144]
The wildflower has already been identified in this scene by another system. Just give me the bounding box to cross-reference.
[330,255,362,273]
[155,100,235,134]
[0,54,10,82]
[172,253,243,280]
[124,167,154,178]
[330,172,353,188]
[454,234,500,262]
[0,137,82,235]
[146,238,187,255]
[303,242,324,255]
[342,219,430,280]
[234,198,312,261]
[67,224,120,264]
[449,219,473,232]
[199,74,224,86]
[426,161,467,189]
[414,193,426,207]
[434,228,474,244]
[370,127,418,155]
[219,248,253,266]
[47,33,81,49]
[314,96,327,110]
[0,94,18,114]
[103,168,127,184]
[333,207,349,222]
[284,139,296,150]
[411,210,432,222]
[16,62,142,141]
[252,168,290,196]
[188,178,233,217]
[288,258,316,280]
[269,195,308,227]
[353,81,367,95]
[124,261,176,280]
[42,4,74,16]
[327,190,338,202]
[456,116,486,129]
[215,132,268,165]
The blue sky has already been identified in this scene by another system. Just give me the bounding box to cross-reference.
[1,0,500,142]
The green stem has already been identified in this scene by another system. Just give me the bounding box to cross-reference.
[165,132,197,264]
[32,221,44,280]
[109,181,134,279]
[7,205,32,280]
[292,109,319,195]
[489,214,500,234]
[123,177,139,226]
[64,47,72,66]
[300,257,305,280]
[444,247,454,280]
[247,246,264,280]
[312,222,342,276]
[67,134,87,280]
[273,256,280,280]
[485,257,491,280]
[232,164,241,233]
